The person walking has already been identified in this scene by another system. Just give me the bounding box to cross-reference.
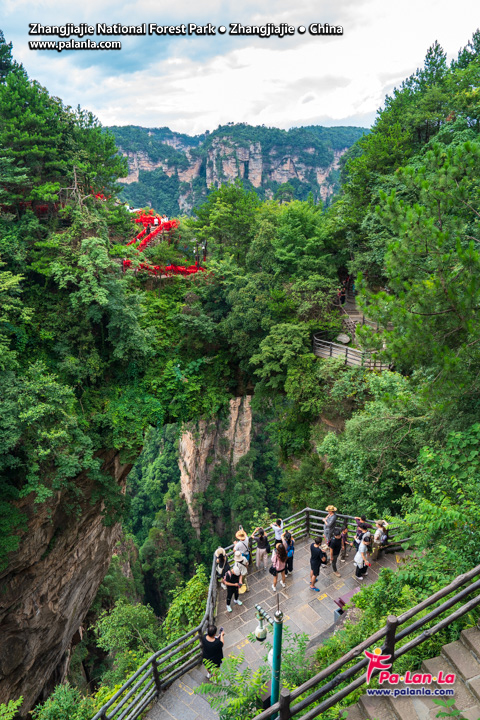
[329,527,342,577]
[215,547,230,589]
[323,505,337,544]
[224,566,243,612]
[354,532,371,581]
[252,527,270,571]
[202,625,224,679]
[282,531,295,577]
[271,518,284,542]
[310,536,327,591]
[340,523,352,562]
[271,542,287,592]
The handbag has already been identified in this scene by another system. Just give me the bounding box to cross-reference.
[268,565,277,576]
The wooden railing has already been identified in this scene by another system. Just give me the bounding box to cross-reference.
[90,508,410,720]
[250,563,480,720]
[313,335,391,370]
[333,289,394,342]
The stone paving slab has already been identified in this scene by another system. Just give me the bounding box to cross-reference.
[146,538,407,720]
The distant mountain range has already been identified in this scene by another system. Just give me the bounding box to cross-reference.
[109,123,367,215]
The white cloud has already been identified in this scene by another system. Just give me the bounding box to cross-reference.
[1,0,479,133]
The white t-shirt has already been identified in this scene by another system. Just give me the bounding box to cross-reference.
[271,522,283,541]
[354,541,368,567]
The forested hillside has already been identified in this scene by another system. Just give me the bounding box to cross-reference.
[109,122,366,214]
[1,25,480,720]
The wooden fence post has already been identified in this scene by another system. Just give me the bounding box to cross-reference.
[279,687,291,720]
[152,659,162,693]
[383,615,399,665]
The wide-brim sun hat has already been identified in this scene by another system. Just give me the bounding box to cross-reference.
[215,547,226,557]
[236,529,248,540]
[234,551,243,562]
[325,505,337,512]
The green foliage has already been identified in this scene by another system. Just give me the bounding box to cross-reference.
[31,685,94,720]
[163,564,209,641]
[0,697,23,720]
[194,652,269,720]
[94,598,161,655]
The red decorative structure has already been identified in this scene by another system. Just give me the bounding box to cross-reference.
[123,210,206,278]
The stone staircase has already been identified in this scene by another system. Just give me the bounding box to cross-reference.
[345,627,480,720]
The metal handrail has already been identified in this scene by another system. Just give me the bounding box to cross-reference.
[250,563,480,720]
[313,334,392,370]
[90,508,409,720]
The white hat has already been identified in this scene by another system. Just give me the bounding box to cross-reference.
[215,547,226,557]
[233,562,247,576]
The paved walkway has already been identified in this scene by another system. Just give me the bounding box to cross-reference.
[147,538,405,720]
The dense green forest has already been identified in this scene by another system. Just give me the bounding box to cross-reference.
[2,25,480,720]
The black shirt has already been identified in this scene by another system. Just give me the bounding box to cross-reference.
[255,535,268,549]
[202,636,223,667]
[330,537,342,555]
[310,543,327,570]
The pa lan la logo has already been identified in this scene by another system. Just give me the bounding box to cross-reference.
[364,648,455,686]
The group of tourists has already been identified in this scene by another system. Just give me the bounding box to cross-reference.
[205,508,389,678]
[213,518,296,613]
[309,505,389,588]
[213,508,389,612]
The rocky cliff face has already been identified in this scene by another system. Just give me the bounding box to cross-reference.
[111,123,366,214]
[0,450,133,716]
[178,396,252,536]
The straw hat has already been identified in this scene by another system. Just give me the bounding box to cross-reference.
[325,505,337,512]
[215,547,226,557]
[235,529,248,541]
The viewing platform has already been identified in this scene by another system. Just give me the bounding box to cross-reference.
[92,508,412,720]
[147,535,405,720]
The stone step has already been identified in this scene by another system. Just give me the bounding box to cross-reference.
[344,703,365,720]
[461,627,480,663]
[385,686,435,720]
[359,693,397,720]
[442,639,480,681]
[422,656,480,716]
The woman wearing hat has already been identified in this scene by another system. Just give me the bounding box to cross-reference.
[234,527,250,563]
[371,521,386,561]
[323,505,338,544]
[215,548,230,590]
[234,551,249,591]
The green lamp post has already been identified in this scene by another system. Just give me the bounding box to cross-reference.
[255,600,284,718]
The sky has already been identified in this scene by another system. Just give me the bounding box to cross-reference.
[2,0,479,136]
